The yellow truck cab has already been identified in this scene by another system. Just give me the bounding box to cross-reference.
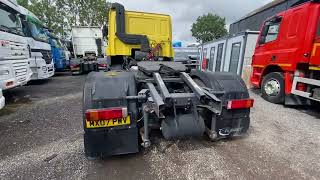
[106,3,174,63]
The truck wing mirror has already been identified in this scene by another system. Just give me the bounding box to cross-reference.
[261,25,269,36]
[8,14,17,22]
[258,36,266,45]
[102,25,108,38]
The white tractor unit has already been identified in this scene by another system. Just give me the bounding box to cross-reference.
[70,27,104,74]
[0,0,32,93]
[19,6,54,80]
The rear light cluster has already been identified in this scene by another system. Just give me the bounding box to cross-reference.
[296,83,307,91]
[227,99,254,110]
[202,58,207,70]
[85,107,128,121]
[294,70,307,92]
[71,64,80,68]
[99,64,107,67]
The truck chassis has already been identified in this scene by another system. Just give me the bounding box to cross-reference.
[83,61,252,158]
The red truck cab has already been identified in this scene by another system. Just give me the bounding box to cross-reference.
[251,0,320,105]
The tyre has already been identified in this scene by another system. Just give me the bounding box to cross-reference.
[261,72,285,104]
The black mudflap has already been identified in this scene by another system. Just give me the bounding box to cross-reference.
[83,71,139,157]
[191,71,251,138]
[84,126,139,157]
[216,109,250,137]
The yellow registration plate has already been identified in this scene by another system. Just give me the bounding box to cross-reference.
[86,116,131,129]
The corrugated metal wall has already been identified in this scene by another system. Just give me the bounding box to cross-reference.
[229,0,305,34]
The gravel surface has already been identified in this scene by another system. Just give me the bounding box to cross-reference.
[0,73,319,180]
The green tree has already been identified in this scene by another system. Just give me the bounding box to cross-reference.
[17,0,65,34]
[191,13,228,43]
[17,0,111,36]
[17,0,28,8]
[30,0,65,34]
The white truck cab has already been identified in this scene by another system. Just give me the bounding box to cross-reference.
[19,6,54,80]
[0,0,32,91]
[70,27,104,73]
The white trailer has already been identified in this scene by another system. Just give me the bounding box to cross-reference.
[199,31,259,87]
[0,0,32,93]
[70,26,103,74]
[19,6,54,80]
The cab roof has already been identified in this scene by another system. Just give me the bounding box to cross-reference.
[0,0,20,12]
[18,5,44,26]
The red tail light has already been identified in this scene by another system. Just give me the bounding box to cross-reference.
[99,64,107,67]
[296,83,307,91]
[85,107,128,121]
[71,64,80,68]
[202,58,207,70]
[227,99,254,109]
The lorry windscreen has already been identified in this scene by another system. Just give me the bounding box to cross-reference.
[29,22,48,42]
[0,4,24,36]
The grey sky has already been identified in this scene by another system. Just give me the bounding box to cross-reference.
[112,0,272,45]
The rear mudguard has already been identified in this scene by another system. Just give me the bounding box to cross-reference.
[83,71,139,157]
[191,70,250,99]
[191,71,251,137]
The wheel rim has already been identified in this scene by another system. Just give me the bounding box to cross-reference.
[264,78,280,96]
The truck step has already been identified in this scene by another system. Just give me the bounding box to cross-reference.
[251,81,260,87]
[253,72,262,76]
[312,88,320,100]
[291,77,320,102]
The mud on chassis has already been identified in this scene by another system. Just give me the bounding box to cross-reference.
[83,62,253,158]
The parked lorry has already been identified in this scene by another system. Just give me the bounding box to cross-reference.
[0,0,32,91]
[251,0,320,105]
[82,3,254,158]
[61,39,71,69]
[70,27,101,74]
[199,31,259,87]
[45,30,67,71]
[19,6,54,80]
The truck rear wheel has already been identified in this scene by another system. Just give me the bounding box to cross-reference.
[261,72,285,104]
